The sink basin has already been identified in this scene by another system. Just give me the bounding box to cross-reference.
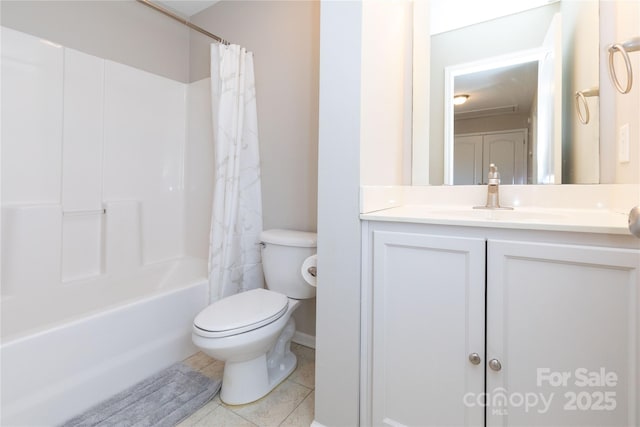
[474,208,567,222]
[412,206,568,222]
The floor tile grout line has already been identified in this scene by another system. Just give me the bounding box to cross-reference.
[288,376,315,389]
[203,404,258,427]
[178,400,219,427]
[276,386,314,427]
[224,406,259,427]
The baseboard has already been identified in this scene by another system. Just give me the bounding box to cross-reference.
[310,420,327,427]
[292,331,316,349]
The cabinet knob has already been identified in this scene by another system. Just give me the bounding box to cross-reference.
[489,359,502,371]
[468,353,482,365]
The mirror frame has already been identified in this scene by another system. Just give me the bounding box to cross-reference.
[443,47,548,184]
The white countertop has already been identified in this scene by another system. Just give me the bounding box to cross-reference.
[360,204,632,235]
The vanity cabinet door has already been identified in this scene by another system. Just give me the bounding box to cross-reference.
[486,240,640,427]
[370,231,486,427]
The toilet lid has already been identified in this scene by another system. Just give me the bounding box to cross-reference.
[193,288,288,338]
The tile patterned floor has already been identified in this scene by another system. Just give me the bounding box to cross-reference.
[179,343,315,427]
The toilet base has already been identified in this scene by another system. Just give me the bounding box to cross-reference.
[220,318,297,405]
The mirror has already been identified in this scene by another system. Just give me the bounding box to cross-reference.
[446,48,559,185]
[415,0,601,185]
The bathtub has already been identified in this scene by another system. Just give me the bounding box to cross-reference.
[0,257,209,426]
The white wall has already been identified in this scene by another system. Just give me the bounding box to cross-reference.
[315,2,363,425]
[360,0,413,186]
[1,27,187,294]
[562,0,599,184]
[599,0,640,185]
[0,0,190,82]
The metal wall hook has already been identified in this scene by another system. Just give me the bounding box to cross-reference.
[629,206,640,238]
[607,36,640,94]
[575,87,599,124]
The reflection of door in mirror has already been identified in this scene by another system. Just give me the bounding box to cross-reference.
[453,59,536,185]
[454,130,527,184]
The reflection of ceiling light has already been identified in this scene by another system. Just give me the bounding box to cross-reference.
[453,94,470,106]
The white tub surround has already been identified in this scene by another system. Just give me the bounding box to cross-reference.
[1,27,187,289]
[360,184,640,235]
[0,27,213,426]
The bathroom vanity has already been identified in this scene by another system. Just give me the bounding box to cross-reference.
[360,206,639,427]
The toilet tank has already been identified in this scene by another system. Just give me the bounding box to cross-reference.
[260,229,317,299]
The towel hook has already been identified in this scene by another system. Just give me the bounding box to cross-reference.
[629,206,640,239]
[574,87,599,124]
[607,36,640,94]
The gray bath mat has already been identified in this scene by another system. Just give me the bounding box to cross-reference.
[62,362,221,427]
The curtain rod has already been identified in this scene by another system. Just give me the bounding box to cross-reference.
[136,0,229,45]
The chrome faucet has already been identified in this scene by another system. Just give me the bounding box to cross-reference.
[486,163,501,208]
[473,164,513,210]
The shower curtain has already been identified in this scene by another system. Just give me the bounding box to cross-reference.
[208,43,264,303]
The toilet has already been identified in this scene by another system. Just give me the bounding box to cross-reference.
[192,229,317,405]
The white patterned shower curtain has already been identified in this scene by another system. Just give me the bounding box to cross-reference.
[208,43,264,303]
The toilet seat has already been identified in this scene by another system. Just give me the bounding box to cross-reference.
[193,288,288,338]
